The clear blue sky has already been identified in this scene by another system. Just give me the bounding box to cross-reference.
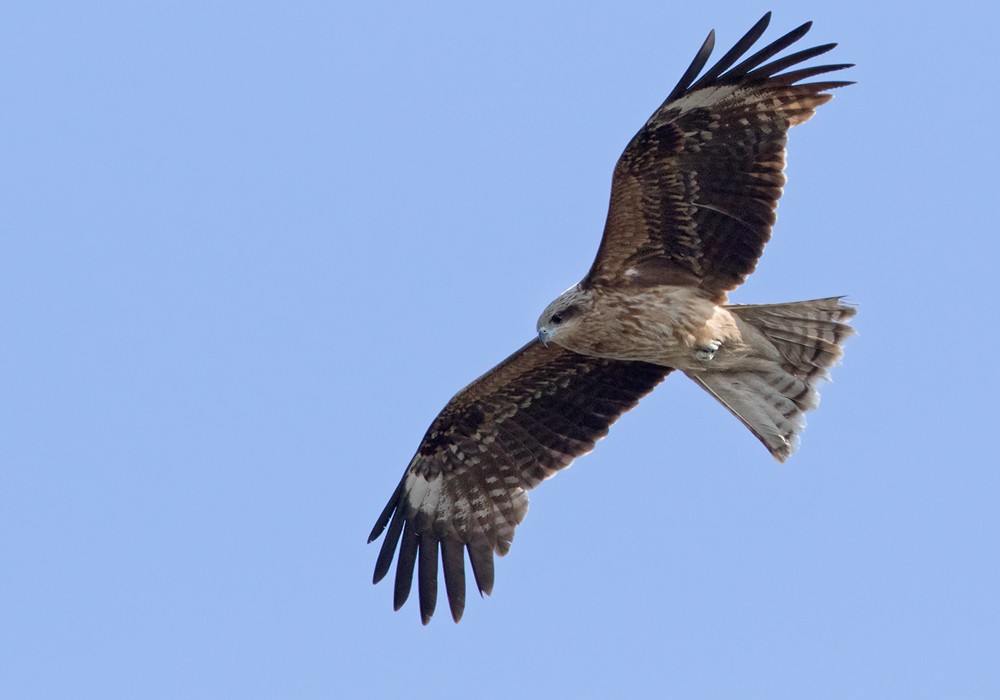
[3,1,998,698]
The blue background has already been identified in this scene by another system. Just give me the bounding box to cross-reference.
[4,2,998,697]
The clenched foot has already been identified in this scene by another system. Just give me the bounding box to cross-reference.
[694,341,720,362]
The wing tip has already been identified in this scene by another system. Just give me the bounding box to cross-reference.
[441,538,468,623]
[665,27,717,102]
[367,476,405,543]
[666,14,850,104]
[417,531,439,624]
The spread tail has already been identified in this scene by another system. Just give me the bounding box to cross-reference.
[686,297,856,461]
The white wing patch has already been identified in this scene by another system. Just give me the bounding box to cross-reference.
[652,84,740,124]
[404,471,442,518]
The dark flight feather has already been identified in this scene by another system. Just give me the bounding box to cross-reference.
[369,14,852,623]
[369,341,668,623]
[585,14,852,296]
[685,12,772,92]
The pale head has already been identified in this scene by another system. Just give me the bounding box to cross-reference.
[536,284,591,346]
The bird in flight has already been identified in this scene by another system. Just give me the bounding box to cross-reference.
[369,13,856,624]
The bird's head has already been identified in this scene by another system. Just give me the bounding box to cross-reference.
[536,285,588,347]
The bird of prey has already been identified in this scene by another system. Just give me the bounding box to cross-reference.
[369,13,856,624]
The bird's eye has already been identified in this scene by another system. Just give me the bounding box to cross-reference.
[551,314,563,325]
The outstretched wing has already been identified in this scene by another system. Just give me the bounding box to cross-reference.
[586,13,852,298]
[368,341,669,624]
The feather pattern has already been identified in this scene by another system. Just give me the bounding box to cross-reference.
[687,297,857,461]
[368,341,668,623]
[586,12,853,298]
[370,14,855,624]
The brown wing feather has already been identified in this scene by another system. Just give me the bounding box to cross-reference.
[585,13,852,298]
[368,340,669,624]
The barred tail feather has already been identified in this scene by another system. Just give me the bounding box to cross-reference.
[688,297,855,461]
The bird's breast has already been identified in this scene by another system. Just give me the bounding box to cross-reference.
[553,285,724,367]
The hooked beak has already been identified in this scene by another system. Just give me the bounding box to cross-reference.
[538,327,551,346]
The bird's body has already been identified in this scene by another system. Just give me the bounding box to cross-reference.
[369,13,857,624]
[538,284,854,459]
[538,283,731,369]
